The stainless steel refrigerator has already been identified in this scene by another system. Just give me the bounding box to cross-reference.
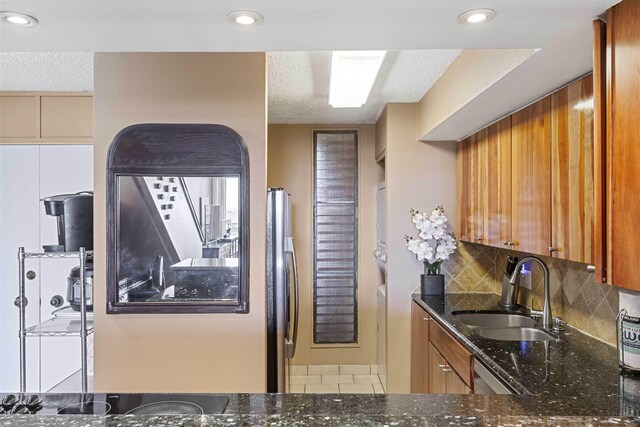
[266,188,299,392]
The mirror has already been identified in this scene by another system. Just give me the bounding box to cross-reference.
[107,124,249,314]
[117,175,240,304]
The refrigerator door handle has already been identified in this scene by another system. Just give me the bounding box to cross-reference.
[285,237,299,359]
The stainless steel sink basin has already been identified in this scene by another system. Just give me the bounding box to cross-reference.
[474,327,557,342]
[453,312,536,328]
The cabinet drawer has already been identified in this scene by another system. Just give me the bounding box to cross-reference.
[429,319,473,388]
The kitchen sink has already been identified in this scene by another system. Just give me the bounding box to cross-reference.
[474,327,557,342]
[453,312,537,328]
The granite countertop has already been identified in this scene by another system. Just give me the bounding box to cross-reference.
[412,292,640,415]
[1,393,640,425]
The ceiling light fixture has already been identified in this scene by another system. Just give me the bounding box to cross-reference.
[0,11,38,26]
[457,9,496,25]
[227,10,263,26]
[329,50,387,108]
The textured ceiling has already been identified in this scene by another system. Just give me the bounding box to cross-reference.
[268,50,461,124]
[0,50,459,123]
[0,52,93,91]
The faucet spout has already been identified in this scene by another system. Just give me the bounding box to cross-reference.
[509,256,553,330]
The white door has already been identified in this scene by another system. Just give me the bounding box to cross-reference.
[39,145,93,391]
[0,144,93,392]
[0,145,41,392]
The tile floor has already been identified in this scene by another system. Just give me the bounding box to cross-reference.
[288,365,385,394]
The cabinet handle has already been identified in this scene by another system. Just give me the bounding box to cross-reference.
[476,237,483,242]
[442,366,453,373]
[438,364,447,369]
[548,247,558,253]
[422,317,431,322]
[503,241,515,247]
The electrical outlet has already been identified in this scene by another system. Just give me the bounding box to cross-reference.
[519,267,532,290]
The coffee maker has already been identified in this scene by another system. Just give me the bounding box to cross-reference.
[42,192,94,311]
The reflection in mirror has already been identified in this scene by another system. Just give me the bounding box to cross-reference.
[116,175,240,305]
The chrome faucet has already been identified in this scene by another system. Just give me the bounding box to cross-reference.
[509,256,553,331]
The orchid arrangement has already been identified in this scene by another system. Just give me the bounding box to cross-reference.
[405,206,457,275]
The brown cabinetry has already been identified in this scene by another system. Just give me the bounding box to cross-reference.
[550,76,594,264]
[511,97,552,255]
[457,75,594,264]
[593,0,640,291]
[0,93,93,144]
[411,301,473,394]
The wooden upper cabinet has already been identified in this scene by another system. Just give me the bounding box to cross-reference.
[599,0,640,291]
[41,96,93,138]
[550,76,594,264]
[457,133,484,243]
[511,98,552,255]
[0,96,37,138]
[0,93,93,142]
[482,116,512,248]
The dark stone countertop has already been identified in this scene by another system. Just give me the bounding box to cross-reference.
[1,393,640,425]
[412,292,640,416]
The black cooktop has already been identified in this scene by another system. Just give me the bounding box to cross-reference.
[0,393,229,415]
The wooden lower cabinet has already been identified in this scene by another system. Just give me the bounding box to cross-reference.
[411,301,473,394]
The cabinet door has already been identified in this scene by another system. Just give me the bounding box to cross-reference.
[511,98,552,255]
[410,301,430,393]
[39,145,94,391]
[410,301,421,392]
[483,116,512,248]
[40,96,93,138]
[457,134,484,243]
[0,146,42,392]
[444,367,472,394]
[428,342,446,394]
[0,96,37,138]
[551,76,594,264]
[605,0,640,291]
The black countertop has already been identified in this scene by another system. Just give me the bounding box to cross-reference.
[412,292,640,416]
[1,393,640,425]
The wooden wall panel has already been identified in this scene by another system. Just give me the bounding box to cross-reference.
[608,0,640,291]
[482,116,512,248]
[551,75,594,264]
[511,98,552,255]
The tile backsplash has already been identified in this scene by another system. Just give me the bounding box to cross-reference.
[442,242,619,346]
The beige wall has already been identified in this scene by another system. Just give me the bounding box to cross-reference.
[267,124,378,366]
[416,49,534,141]
[382,103,458,393]
[93,53,267,392]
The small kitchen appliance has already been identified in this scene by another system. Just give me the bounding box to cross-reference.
[618,289,640,373]
[42,192,93,253]
[42,192,94,311]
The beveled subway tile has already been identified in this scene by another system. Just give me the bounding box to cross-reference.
[353,375,381,384]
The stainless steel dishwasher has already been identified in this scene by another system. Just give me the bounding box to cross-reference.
[473,361,516,394]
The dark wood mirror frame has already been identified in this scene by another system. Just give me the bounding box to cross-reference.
[106,123,250,314]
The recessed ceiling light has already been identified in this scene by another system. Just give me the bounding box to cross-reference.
[457,9,496,25]
[227,10,263,26]
[0,11,38,27]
